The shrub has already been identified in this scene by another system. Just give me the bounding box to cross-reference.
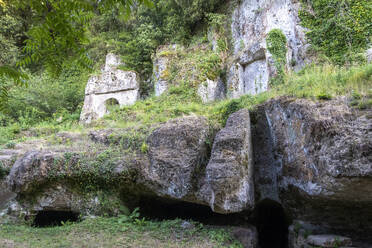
[266,29,287,86]
[5,66,88,126]
[299,0,372,65]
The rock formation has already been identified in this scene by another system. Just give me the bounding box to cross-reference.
[197,78,226,103]
[252,97,372,241]
[152,45,179,97]
[1,97,372,246]
[80,53,140,124]
[152,45,226,102]
[199,109,254,213]
[227,0,308,98]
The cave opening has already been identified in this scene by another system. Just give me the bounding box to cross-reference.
[253,199,290,248]
[32,210,80,227]
[105,98,120,114]
[137,197,248,226]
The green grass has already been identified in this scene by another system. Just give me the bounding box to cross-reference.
[0,217,242,248]
[0,63,371,147]
[100,63,372,128]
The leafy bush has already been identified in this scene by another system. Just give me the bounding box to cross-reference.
[4,66,88,126]
[266,29,287,85]
[299,0,372,65]
[0,3,26,66]
[87,0,226,79]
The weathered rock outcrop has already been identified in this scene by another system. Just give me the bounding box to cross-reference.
[197,78,226,103]
[80,53,140,124]
[142,116,211,200]
[2,96,372,244]
[152,45,179,97]
[252,97,372,240]
[152,45,226,102]
[4,149,139,217]
[199,109,254,213]
[227,0,308,98]
[1,116,216,219]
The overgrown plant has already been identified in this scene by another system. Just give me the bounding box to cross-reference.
[266,29,288,86]
[299,0,372,65]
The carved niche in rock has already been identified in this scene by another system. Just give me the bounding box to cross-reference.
[80,53,140,124]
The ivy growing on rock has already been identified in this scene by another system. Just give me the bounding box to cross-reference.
[266,29,287,86]
[299,0,372,65]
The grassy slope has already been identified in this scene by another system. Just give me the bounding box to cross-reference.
[0,218,242,248]
[84,63,372,129]
[0,63,371,148]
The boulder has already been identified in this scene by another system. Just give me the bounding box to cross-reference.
[253,97,372,239]
[306,235,352,248]
[80,53,140,124]
[143,116,211,200]
[199,109,254,213]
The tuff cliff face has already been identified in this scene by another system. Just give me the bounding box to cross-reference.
[253,98,372,240]
[1,1,371,247]
[1,97,371,246]
[151,0,308,102]
[227,0,307,98]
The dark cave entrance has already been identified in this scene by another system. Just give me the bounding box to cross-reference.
[32,210,80,227]
[137,197,248,226]
[253,199,290,248]
[105,98,120,114]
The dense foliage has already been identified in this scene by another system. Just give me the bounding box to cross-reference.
[300,0,372,65]
[266,29,288,85]
[88,0,226,78]
[0,0,370,148]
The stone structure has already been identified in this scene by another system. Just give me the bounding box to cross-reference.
[197,78,226,103]
[152,45,179,97]
[227,0,308,98]
[152,45,226,102]
[80,53,140,124]
[198,109,254,213]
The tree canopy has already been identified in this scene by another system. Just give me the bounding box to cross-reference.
[0,0,152,109]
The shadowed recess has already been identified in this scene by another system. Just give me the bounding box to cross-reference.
[254,199,290,248]
[32,210,80,227]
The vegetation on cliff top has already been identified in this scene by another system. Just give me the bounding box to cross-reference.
[299,0,371,65]
[1,62,370,148]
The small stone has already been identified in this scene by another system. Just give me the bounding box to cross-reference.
[306,234,352,248]
[180,221,195,230]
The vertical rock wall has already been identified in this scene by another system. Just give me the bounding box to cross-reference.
[227,0,308,98]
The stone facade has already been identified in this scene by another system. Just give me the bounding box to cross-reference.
[80,53,140,124]
[227,0,308,98]
[152,45,179,97]
[197,78,226,103]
